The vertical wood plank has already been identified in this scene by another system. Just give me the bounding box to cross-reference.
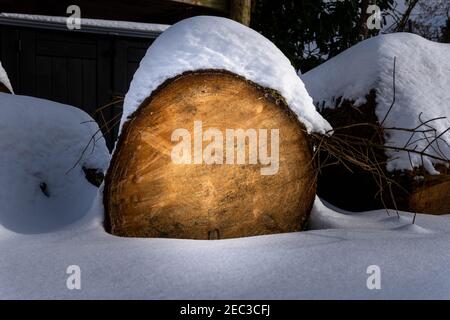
[36,56,52,99]
[67,58,83,108]
[230,0,252,26]
[82,59,97,114]
[19,29,36,96]
[52,56,67,103]
[97,39,114,149]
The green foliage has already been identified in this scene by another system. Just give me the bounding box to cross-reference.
[251,0,395,73]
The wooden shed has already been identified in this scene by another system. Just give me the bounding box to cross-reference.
[0,0,251,149]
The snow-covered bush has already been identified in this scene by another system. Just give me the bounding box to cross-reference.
[0,93,109,234]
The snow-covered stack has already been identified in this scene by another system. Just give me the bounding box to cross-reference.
[104,16,331,239]
[0,93,110,234]
[302,33,450,214]
[0,61,13,93]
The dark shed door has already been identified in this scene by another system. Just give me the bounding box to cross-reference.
[0,26,154,149]
[23,31,101,114]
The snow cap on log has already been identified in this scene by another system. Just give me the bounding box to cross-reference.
[121,16,331,135]
[302,33,450,174]
[0,61,13,94]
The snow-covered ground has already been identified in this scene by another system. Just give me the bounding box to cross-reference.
[1,193,450,299]
[302,33,450,174]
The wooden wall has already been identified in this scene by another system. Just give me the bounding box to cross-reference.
[0,25,154,149]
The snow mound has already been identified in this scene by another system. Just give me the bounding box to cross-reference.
[0,93,110,234]
[0,61,13,93]
[121,16,331,135]
[302,33,450,173]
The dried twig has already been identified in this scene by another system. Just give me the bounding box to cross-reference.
[67,99,124,174]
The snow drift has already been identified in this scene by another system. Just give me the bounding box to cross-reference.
[0,61,13,93]
[121,16,331,135]
[302,33,450,174]
[0,93,109,234]
[2,195,450,299]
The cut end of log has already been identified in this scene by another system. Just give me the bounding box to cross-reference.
[104,70,316,239]
[408,169,450,215]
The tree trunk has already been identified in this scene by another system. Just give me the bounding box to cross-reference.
[104,70,316,239]
[230,0,252,26]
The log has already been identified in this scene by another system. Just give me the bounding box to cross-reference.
[409,171,450,215]
[104,70,316,239]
